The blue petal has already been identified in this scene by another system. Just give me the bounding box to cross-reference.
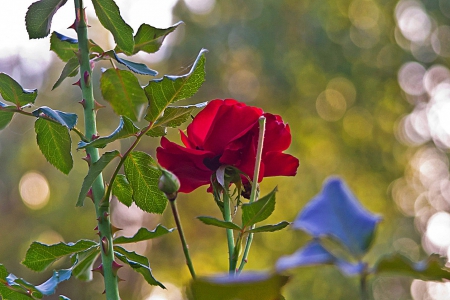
[293,177,381,257]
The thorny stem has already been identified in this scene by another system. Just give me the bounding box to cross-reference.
[169,199,197,279]
[238,116,266,273]
[74,1,120,299]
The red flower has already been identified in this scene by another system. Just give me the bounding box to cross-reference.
[156,99,299,193]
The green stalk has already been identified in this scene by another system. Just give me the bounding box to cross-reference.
[169,199,196,279]
[74,1,120,299]
[237,116,266,273]
[222,189,236,274]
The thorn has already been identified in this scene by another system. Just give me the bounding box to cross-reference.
[78,99,86,108]
[73,79,81,88]
[74,50,82,62]
[103,211,110,218]
[87,189,94,201]
[92,264,104,276]
[111,261,123,276]
[110,224,122,235]
[94,100,105,111]
[91,134,100,140]
[94,225,98,231]
[117,277,126,282]
[90,60,95,71]
[101,236,109,254]
[82,153,91,165]
[83,71,90,87]
[68,21,77,31]
[102,289,106,295]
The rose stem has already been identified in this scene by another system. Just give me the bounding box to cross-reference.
[74,1,120,298]
[222,189,237,274]
[237,116,266,273]
[169,197,196,279]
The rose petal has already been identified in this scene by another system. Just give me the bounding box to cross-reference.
[263,113,292,153]
[262,152,299,177]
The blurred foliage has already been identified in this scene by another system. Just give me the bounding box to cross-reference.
[1,0,448,299]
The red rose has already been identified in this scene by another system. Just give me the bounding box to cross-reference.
[156,99,299,193]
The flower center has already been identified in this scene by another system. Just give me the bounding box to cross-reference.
[203,155,221,171]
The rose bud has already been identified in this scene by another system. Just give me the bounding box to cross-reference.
[158,168,180,200]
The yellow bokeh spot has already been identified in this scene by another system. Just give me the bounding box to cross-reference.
[19,171,50,210]
[316,89,347,121]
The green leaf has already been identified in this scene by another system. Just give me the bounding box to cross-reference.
[241,187,277,228]
[374,253,450,281]
[52,57,79,90]
[35,268,72,296]
[91,0,134,55]
[146,126,167,137]
[59,296,71,300]
[114,225,174,244]
[100,68,148,121]
[50,32,78,62]
[187,272,289,300]
[112,174,133,207]
[22,240,97,272]
[76,150,120,206]
[114,245,164,288]
[131,22,182,54]
[25,0,68,39]
[107,51,157,76]
[246,221,290,234]
[0,73,37,107]
[0,264,38,300]
[32,106,78,129]
[0,110,14,130]
[146,102,207,137]
[124,151,167,214]
[197,216,242,231]
[35,118,73,174]
[77,116,139,149]
[144,49,207,122]
[71,246,100,281]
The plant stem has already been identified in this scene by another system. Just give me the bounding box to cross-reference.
[360,265,369,300]
[222,189,236,274]
[74,1,120,299]
[169,199,196,279]
[237,116,266,273]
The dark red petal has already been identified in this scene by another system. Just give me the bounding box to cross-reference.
[186,99,225,147]
[203,100,262,153]
[262,152,299,177]
[263,113,292,153]
[157,137,214,193]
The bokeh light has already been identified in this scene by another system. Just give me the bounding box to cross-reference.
[19,171,50,210]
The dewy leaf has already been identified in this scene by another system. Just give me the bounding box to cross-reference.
[108,51,157,76]
[77,116,139,149]
[71,246,100,281]
[124,151,167,214]
[32,106,78,129]
[241,187,277,228]
[0,73,37,107]
[50,32,78,62]
[112,174,133,207]
[246,221,290,234]
[114,225,175,244]
[187,272,289,300]
[52,57,79,90]
[25,0,68,39]
[35,268,72,296]
[100,68,148,121]
[144,49,207,122]
[0,110,14,130]
[293,177,381,257]
[35,118,73,174]
[197,216,242,231]
[22,240,97,272]
[114,245,164,288]
[146,102,207,137]
[76,150,120,206]
[374,253,450,281]
[91,0,134,55]
[131,22,182,54]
